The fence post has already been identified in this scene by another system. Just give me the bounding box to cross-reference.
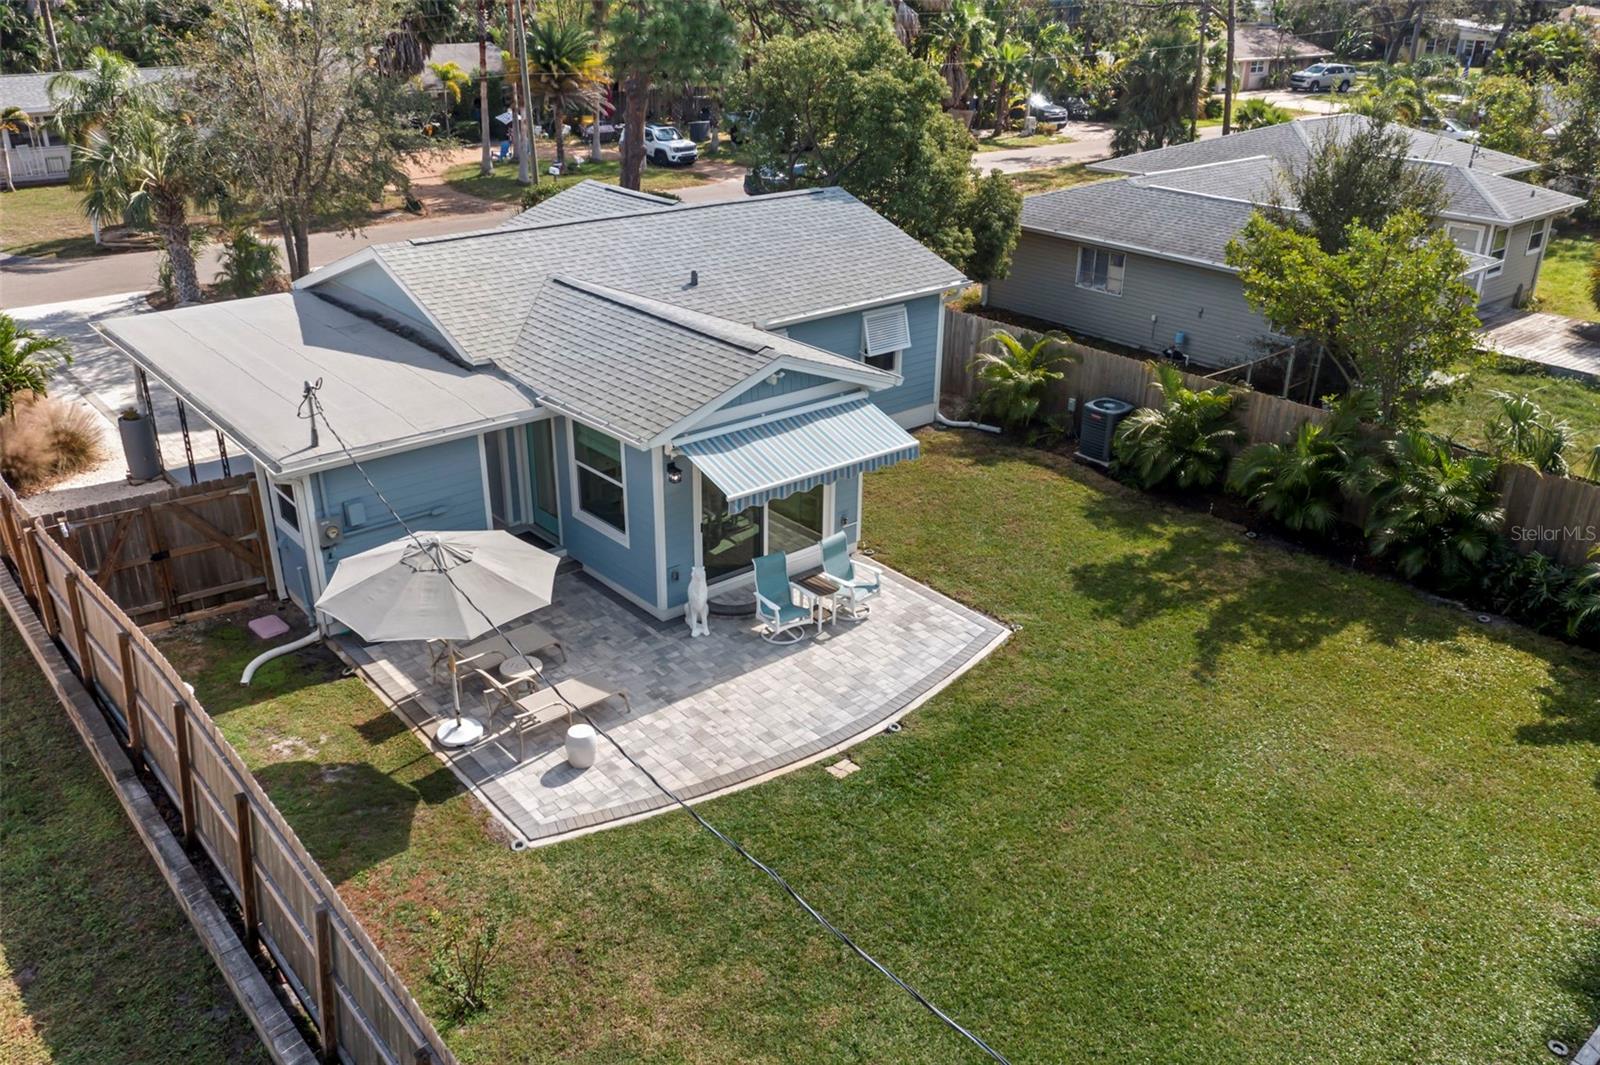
[27,528,58,636]
[415,1048,436,1064]
[116,631,143,755]
[314,905,339,1063]
[64,572,94,685]
[233,792,259,951]
[172,699,197,844]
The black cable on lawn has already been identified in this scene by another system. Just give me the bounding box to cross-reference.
[302,391,1011,1064]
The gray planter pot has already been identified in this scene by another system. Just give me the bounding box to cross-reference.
[118,411,162,482]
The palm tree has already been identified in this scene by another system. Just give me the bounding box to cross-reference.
[1487,391,1572,475]
[1114,362,1242,490]
[1359,430,1503,587]
[72,108,207,304]
[1,107,31,192]
[922,0,993,108]
[987,38,1032,135]
[0,312,72,419]
[971,330,1074,431]
[520,18,605,174]
[426,61,472,136]
[1232,98,1293,131]
[1228,390,1374,535]
[1111,25,1201,156]
[46,45,145,144]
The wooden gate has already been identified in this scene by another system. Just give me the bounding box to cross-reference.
[4,475,272,622]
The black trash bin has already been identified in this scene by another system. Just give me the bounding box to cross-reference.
[688,119,711,141]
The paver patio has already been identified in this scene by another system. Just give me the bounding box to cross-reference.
[338,565,1007,845]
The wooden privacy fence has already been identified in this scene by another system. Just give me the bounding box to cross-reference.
[2,491,454,1065]
[942,307,1600,567]
[3,474,273,623]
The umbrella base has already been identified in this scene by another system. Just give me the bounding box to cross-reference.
[436,717,485,748]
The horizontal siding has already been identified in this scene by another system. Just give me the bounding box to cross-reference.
[726,370,836,407]
[1480,219,1543,310]
[987,231,1281,369]
[313,435,488,569]
[784,295,941,421]
[553,417,659,608]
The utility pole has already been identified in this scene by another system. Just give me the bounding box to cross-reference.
[478,0,492,177]
[1222,0,1236,135]
[1192,1,1210,142]
[508,0,540,185]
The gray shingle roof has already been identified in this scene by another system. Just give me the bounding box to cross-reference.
[362,186,968,366]
[1032,116,1585,270]
[499,278,895,446]
[1092,114,1537,177]
[1232,24,1330,61]
[1021,179,1263,269]
[498,180,678,229]
[0,66,186,115]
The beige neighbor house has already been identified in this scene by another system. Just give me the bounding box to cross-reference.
[0,66,182,187]
[1412,17,1502,66]
[985,115,1585,369]
[1230,24,1330,90]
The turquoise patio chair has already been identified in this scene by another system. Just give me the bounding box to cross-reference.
[752,551,814,643]
[819,532,881,620]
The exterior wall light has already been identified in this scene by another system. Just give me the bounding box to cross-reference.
[666,460,684,485]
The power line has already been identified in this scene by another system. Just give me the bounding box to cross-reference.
[302,388,1014,1065]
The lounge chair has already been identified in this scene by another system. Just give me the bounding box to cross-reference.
[752,551,815,643]
[428,619,567,684]
[475,669,632,762]
[818,532,881,620]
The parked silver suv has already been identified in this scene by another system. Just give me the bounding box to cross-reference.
[1288,63,1357,93]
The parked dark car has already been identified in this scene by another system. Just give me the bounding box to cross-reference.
[1061,96,1092,120]
[1026,93,1070,123]
[743,161,815,196]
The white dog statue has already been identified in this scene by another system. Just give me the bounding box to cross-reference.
[685,565,711,637]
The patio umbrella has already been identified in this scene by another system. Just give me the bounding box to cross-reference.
[315,531,560,747]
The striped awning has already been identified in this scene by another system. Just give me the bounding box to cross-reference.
[678,397,920,512]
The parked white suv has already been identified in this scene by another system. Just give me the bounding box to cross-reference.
[1288,63,1357,93]
[638,124,697,166]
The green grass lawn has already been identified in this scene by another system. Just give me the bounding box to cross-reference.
[1426,359,1600,472]
[0,615,267,1065]
[444,157,716,205]
[1007,162,1110,196]
[1536,224,1599,321]
[0,184,125,259]
[154,430,1599,1064]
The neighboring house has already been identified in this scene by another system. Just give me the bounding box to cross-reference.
[1230,24,1330,90]
[1413,18,1502,66]
[0,65,184,186]
[420,42,505,85]
[985,115,1584,369]
[100,182,967,623]
[1555,4,1600,29]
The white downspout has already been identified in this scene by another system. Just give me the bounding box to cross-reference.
[240,632,321,685]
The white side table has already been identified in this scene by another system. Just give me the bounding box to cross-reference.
[566,723,597,768]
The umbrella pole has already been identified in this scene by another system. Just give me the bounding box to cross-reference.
[436,641,485,748]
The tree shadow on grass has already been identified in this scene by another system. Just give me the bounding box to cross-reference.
[253,759,454,882]
[1065,495,1434,679]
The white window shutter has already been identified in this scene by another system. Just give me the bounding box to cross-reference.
[861,304,911,357]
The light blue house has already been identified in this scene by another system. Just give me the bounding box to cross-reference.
[101,183,967,623]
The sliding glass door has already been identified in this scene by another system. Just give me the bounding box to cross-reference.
[699,479,825,583]
[484,422,561,544]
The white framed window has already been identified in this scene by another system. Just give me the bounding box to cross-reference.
[570,421,628,542]
[861,304,910,373]
[1486,228,1508,278]
[1076,245,1126,296]
[1446,223,1483,253]
[1526,219,1550,256]
[271,480,302,538]
[1249,59,1267,74]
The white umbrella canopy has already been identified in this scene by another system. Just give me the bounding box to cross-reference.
[315,531,560,748]
[316,531,559,643]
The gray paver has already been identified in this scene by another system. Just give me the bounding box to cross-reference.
[339,566,1005,844]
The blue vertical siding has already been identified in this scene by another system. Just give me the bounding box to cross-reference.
[274,528,313,608]
[782,294,940,420]
[661,458,696,610]
[312,435,488,573]
[552,417,659,609]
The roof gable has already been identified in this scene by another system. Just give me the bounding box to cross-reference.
[499,180,679,229]
[498,277,897,447]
